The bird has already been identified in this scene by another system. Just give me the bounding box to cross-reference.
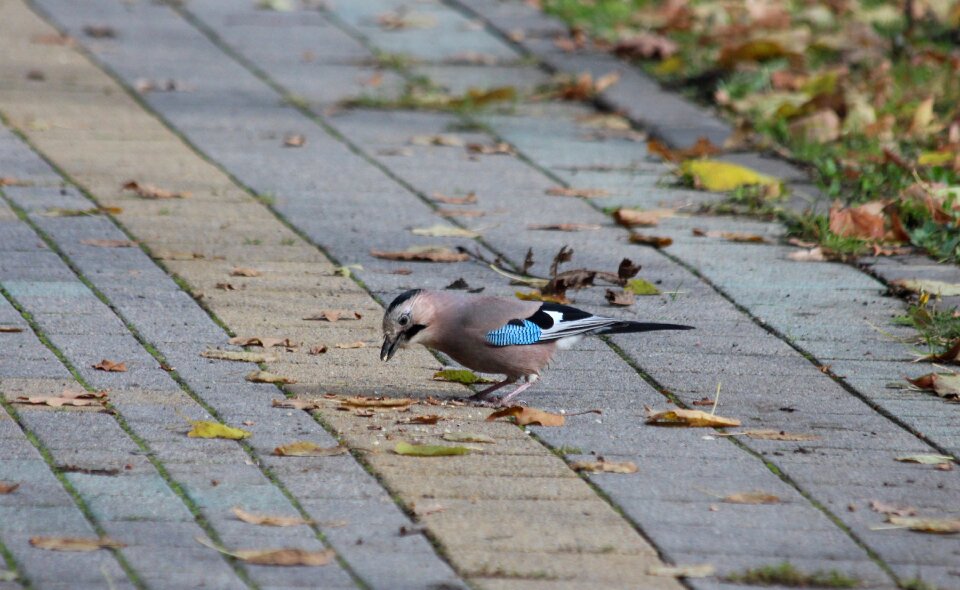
[380,289,693,405]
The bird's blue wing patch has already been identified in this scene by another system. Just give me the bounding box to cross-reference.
[486,320,542,346]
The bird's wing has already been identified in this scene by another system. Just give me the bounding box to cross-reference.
[485,302,617,346]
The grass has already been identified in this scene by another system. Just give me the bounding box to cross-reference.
[725,562,858,588]
[901,578,939,590]
[894,295,960,354]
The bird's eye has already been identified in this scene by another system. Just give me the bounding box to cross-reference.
[398,316,409,326]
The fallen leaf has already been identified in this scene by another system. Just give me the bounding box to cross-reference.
[605,289,635,306]
[788,109,841,143]
[907,373,960,400]
[728,429,821,441]
[228,336,298,348]
[613,208,674,227]
[629,233,673,247]
[122,180,188,200]
[338,396,414,409]
[515,290,568,304]
[0,326,24,333]
[302,310,362,322]
[648,564,716,578]
[647,137,720,163]
[283,134,305,147]
[437,208,485,218]
[92,359,126,372]
[308,345,327,355]
[410,224,479,238]
[197,536,335,565]
[377,11,436,30]
[230,267,262,277]
[187,421,251,440]
[31,33,75,46]
[908,97,938,138]
[527,223,602,232]
[0,482,20,494]
[134,78,190,93]
[486,406,565,427]
[14,389,107,408]
[625,278,660,296]
[869,500,917,517]
[201,349,278,363]
[410,134,463,147]
[273,442,348,457]
[916,340,960,364]
[887,515,960,534]
[232,507,312,527]
[246,371,296,384]
[442,432,495,444]
[646,408,740,427]
[40,206,122,217]
[82,25,116,38]
[723,491,781,504]
[788,246,829,262]
[431,192,477,205]
[370,246,469,263]
[570,460,638,474]
[892,280,960,297]
[552,72,620,100]
[393,441,470,456]
[272,398,320,411]
[29,536,125,551]
[894,454,954,465]
[545,187,610,198]
[613,33,678,60]
[398,414,442,425]
[335,341,366,349]
[681,160,780,192]
[80,239,135,248]
[698,231,768,243]
[432,369,494,385]
[466,142,515,155]
[828,200,891,241]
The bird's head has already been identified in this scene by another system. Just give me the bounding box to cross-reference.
[380,289,429,362]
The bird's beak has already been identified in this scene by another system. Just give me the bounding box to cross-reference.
[380,334,400,362]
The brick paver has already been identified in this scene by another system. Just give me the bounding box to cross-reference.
[1,0,959,589]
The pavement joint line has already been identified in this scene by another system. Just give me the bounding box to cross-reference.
[0,283,149,590]
[113,4,915,585]
[0,523,27,589]
[0,125,379,590]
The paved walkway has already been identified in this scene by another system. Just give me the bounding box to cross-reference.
[0,0,958,589]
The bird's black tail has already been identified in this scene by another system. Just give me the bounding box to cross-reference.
[598,321,694,335]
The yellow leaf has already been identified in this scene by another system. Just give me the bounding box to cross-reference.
[892,279,960,296]
[515,290,568,304]
[653,55,684,76]
[432,369,494,384]
[273,442,349,457]
[887,516,960,534]
[625,279,660,296]
[245,371,296,384]
[894,454,954,465]
[918,151,956,166]
[29,536,125,552]
[646,408,740,427]
[232,507,312,527]
[187,421,251,440]
[681,160,780,192]
[442,432,496,444]
[393,441,470,456]
[569,460,638,474]
[486,405,565,427]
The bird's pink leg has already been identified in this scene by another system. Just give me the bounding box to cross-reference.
[498,375,539,406]
[468,378,515,401]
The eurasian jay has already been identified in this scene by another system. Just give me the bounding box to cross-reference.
[381,289,693,404]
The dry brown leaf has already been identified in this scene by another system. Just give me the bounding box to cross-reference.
[122,180,188,200]
[370,246,468,263]
[410,134,463,147]
[335,341,366,349]
[273,442,349,457]
[92,359,127,372]
[436,208,485,218]
[232,507,312,527]
[646,408,740,427]
[30,536,125,552]
[80,239,135,248]
[787,246,829,262]
[0,326,24,333]
[230,267,262,277]
[629,233,673,247]
[246,371,296,385]
[283,134,305,147]
[647,137,720,163]
[723,491,781,504]
[15,389,107,408]
[83,25,116,38]
[613,33,678,60]
[397,414,442,425]
[545,187,610,198]
[729,429,821,441]
[908,373,960,400]
[0,482,20,494]
[467,142,515,155]
[553,72,620,100]
[869,500,917,517]
[338,396,414,409]
[308,345,328,355]
[916,340,960,363]
[613,208,674,227]
[908,97,938,138]
[605,289,635,306]
[31,33,75,46]
[693,229,767,243]
[197,536,335,565]
[515,290,569,304]
[302,310,362,322]
[887,515,960,534]
[201,349,278,363]
[228,336,297,349]
[486,406,565,427]
[431,192,477,205]
[828,200,904,242]
[527,223,602,232]
[570,460,638,474]
[272,398,320,411]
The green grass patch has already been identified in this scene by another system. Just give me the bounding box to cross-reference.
[725,562,858,588]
